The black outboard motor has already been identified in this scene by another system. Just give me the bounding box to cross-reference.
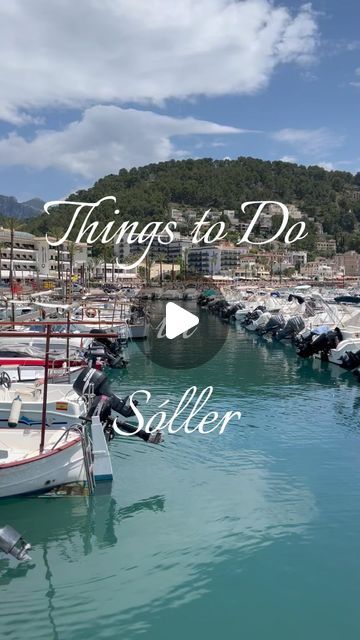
[218,301,231,318]
[242,306,265,326]
[89,329,129,368]
[73,367,136,417]
[73,368,162,443]
[256,314,285,336]
[222,303,245,320]
[198,294,213,307]
[297,328,343,360]
[276,315,305,341]
[339,349,360,371]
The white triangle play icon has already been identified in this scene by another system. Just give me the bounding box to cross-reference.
[165,302,199,340]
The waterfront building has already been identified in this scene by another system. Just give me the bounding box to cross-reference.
[300,259,334,279]
[334,251,360,276]
[187,244,264,276]
[0,227,89,282]
[114,232,192,265]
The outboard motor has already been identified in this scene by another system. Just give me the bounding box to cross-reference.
[222,303,240,320]
[73,367,136,417]
[297,327,343,360]
[256,314,285,336]
[89,329,129,368]
[198,294,213,307]
[339,349,360,371]
[218,301,231,318]
[276,315,305,341]
[73,368,162,444]
[0,525,31,561]
[242,306,265,327]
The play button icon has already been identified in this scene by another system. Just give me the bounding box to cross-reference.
[165,302,199,339]
[134,291,229,370]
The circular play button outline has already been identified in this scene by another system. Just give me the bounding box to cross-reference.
[135,290,229,370]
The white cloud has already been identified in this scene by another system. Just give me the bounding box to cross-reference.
[0,105,244,178]
[272,127,344,155]
[0,0,318,123]
[317,161,335,171]
[280,155,298,163]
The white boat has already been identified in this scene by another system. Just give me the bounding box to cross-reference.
[73,306,149,339]
[0,324,93,355]
[0,380,86,430]
[0,364,84,384]
[0,412,114,497]
[0,427,87,498]
[159,289,182,300]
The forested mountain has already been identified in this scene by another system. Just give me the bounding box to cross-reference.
[24,157,360,251]
[0,194,45,219]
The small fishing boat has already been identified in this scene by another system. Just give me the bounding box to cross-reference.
[0,427,88,498]
[0,378,87,429]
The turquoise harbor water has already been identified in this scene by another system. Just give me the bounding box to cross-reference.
[2,308,360,639]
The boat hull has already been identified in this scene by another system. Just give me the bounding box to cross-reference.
[0,429,86,498]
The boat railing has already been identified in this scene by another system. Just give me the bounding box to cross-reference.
[0,321,118,455]
[49,424,95,494]
[50,426,76,450]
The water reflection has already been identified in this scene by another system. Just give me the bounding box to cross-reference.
[1,321,359,639]
[1,494,165,639]
[1,494,165,561]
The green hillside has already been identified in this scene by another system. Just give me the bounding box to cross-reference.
[24,157,360,252]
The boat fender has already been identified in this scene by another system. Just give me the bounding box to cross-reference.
[8,395,22,428]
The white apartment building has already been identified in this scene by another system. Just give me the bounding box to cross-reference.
[0,227,89,280]
[37,238,88,277]
[114,232,192,265]
[300,260,334,279]
[267,203,303,219]
[187,245,257,275]
[0,228,37,278]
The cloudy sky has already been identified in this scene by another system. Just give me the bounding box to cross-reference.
[0,0,358,200]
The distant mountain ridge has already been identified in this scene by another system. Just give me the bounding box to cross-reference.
[0,194,45,220]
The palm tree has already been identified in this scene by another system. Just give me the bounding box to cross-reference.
[0,241,4,284]
[145,255,155,286]
[51,226,64,284]
[157,252,166,286]
[6,217,23,294]
[67,241,75,276]
[100,246,113,283]
[175,256,184,280]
